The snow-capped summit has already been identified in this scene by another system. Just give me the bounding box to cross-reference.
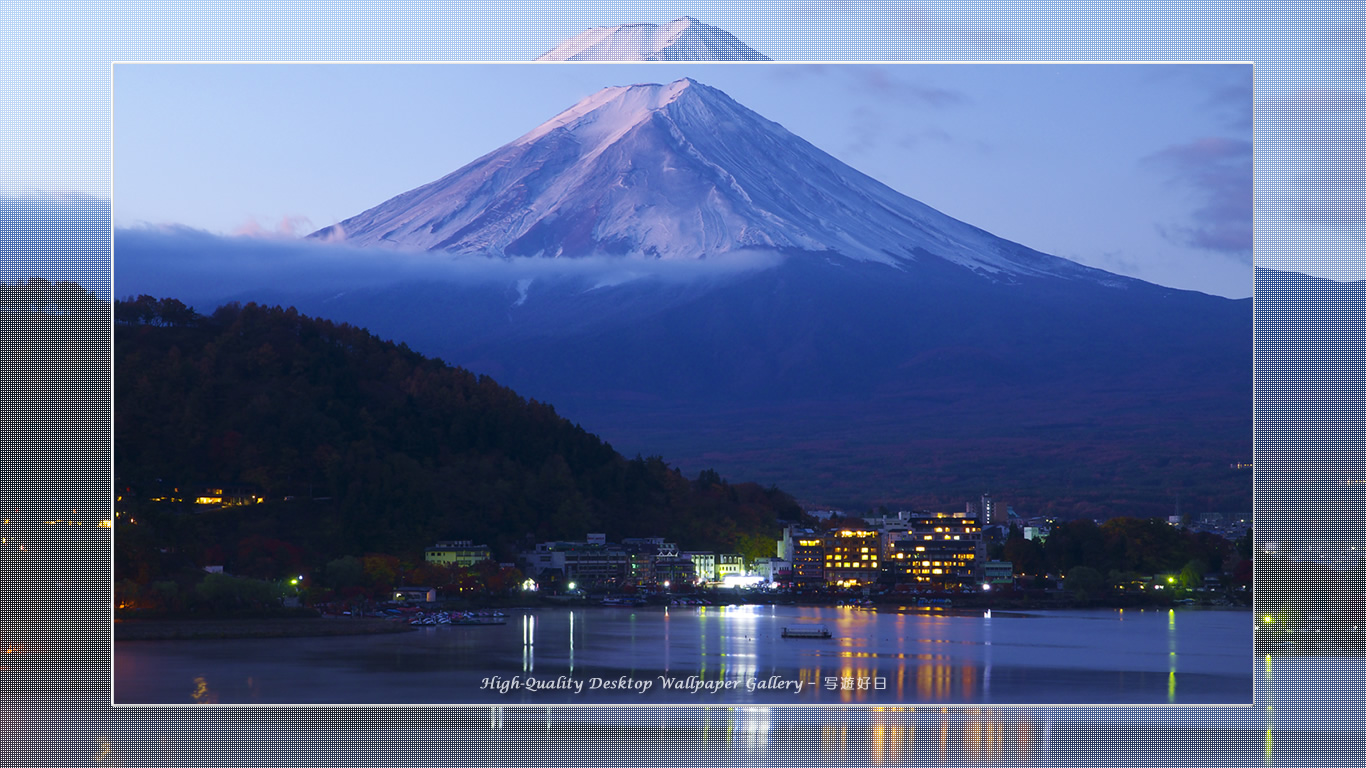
[311,78,1117,285]
[536,17,768,61]
[512,77,705,148]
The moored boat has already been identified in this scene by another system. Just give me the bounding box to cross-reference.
[781,625,832,639]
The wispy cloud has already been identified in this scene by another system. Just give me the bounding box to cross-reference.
[839,105,986,164]
[113,225,785,308]
[845,67,969,107]
[1142,66,1252,133]
[787,1,1019,51]
[766,64,970,109]
[232,214,315,239]
[768,66,976,165]
[1143,137,1253,257]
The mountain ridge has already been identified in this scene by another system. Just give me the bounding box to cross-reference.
[536,17,769,62]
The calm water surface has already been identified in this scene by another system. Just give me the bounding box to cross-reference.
[114,605,1252,705]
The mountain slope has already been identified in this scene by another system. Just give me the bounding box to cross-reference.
[537,17,768,61]
[260,253,1249,515]
[310,78,1112,285]
[113,297,800,566]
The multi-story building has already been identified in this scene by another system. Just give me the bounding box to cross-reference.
[652,555,695,587]
[981,559,1014,585]
[521,538,629,585]
[627,551,655,585]
[779,527,826,584]
[682,551,716,583]
[424,540,492,568]
[751,557,791,584]
[716,554,745,580]
[823,528,882,586]
[887,510,983,588]
[621,537,680,585]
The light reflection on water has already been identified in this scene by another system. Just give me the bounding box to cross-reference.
[522,613,535,673]
[1168,608,1178,703]
[57,667,1366,768]
[114,605,1250,706]
[189,675,215,704]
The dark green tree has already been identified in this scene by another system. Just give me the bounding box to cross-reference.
[1065,565,1105,600]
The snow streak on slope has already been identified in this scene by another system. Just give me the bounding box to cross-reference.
[536,17,769,61]
[311,78,1121,284]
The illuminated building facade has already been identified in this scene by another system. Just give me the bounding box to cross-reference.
[682,551,716,582]
[751,557,791,583]
[779,527,826,584]
[823,528,882,586]
[888,511,982,587]
[193,486,263,507]
[716,554,745,580]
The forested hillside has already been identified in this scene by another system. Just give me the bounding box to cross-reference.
[114,297,800,582]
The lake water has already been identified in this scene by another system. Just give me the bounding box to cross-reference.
[114,604,1252,705]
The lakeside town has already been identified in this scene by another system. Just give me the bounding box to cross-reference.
[406,496,1253,609]
[109,296,1263,638]
[115,488,1254,631]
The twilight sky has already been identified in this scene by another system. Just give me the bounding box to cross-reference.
[113,63,1252,298]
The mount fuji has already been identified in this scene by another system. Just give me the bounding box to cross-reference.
[536,17,768,61]
[311,78,1114,285]
[290,78,1251,514]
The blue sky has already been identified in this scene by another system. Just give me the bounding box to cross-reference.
[4,2,1362,299]
[113,62,1253,297]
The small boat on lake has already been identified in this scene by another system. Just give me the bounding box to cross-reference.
[782,625,832,639]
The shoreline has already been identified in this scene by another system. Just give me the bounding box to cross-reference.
[114,616,416,641]
[114,600,1251,642]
